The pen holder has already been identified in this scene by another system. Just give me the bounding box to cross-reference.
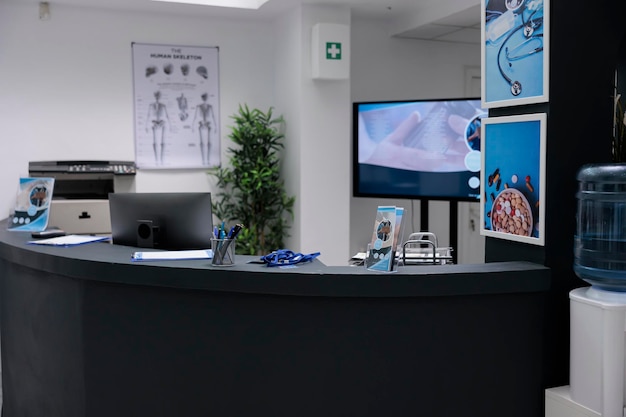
[211,238,235,266]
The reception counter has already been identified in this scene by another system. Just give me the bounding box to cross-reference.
[0,221,550,417]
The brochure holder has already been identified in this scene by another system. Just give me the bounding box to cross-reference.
[7,177,55,232]
[365,205,405,272]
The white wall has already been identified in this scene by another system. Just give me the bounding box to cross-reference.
[273,8,304,255]
[0,2,480,265]
[0,2,274,214]
[272,5,352,265]
[349,17,481,257]
[296,6,351,264]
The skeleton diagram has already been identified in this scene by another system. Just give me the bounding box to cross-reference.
[145,91,171,165]
[176,93,189,121]
[192,93,217,166]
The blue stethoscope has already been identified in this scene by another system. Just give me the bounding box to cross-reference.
[491,1,544,96]
[497,22,543,96]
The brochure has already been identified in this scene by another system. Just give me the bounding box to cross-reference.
[365,205,397,272]
[393,206,406,254]
[7,177,55,232]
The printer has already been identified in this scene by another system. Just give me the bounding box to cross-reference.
[28,160,136,234]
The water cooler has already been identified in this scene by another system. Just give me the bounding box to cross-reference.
[546,163,626,417]
[28,160,136,234]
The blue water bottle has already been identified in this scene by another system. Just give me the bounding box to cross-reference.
[574,163,626,291]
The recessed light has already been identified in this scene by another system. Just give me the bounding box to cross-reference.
[151,0,269,9]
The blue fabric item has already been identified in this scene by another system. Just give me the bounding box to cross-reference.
[260,249,321,267]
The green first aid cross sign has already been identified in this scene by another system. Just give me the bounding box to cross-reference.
[326,42,342,60]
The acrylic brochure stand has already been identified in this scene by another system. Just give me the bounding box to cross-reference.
[365,206,404,272]
[7,177,55,232]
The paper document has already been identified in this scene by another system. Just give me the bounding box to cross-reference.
[28,235,110,246]
[131,249,213,261]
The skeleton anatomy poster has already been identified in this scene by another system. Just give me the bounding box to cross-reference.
[132,43,220,169]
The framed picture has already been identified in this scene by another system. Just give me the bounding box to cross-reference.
[480,113,546,246]
[481,0,549,108]
[132,43,221,170]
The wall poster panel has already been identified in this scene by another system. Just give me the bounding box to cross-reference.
[480,113,547,246]
[132,43,220,169]
[481,0,549,108]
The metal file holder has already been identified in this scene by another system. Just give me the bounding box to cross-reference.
[400,232,454,266]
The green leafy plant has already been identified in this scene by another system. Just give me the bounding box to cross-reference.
[209,104,295,256]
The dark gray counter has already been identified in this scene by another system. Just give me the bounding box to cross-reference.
[0,221,549,297]
[0,220,550,417]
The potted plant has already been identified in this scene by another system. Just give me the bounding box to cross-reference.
[209,104,295,256]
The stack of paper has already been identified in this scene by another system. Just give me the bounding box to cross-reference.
[27,235,110,246]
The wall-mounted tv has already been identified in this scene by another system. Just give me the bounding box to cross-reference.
[353,98,486,202]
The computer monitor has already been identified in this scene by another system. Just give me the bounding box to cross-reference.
[109,192,213,250]
[353,97,486,201]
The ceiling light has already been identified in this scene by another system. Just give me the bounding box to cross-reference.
[151,0,269,9]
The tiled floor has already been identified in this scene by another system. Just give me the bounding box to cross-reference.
[0,354,3,410]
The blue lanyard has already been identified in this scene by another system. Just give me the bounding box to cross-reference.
[260,249,320,267]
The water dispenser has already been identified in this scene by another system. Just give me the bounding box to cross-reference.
[574,163,626,291]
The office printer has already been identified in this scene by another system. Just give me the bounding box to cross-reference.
[28,160,136,234]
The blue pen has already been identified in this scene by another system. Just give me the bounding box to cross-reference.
[213,226,219,239]
[227,226,236,239]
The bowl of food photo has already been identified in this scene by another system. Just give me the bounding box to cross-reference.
[490,187,533,237]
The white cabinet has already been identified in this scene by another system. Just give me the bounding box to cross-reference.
[546,287,626,417]
[545,386,600,417]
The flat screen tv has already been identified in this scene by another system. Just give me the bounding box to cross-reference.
[109,192,213,250]
[353,98,486,201]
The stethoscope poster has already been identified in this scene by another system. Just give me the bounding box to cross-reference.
[131,43,221,170]
[479,113,546,246]
[481,0,549,108]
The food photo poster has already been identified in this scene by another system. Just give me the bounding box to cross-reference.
[480,113,546,245]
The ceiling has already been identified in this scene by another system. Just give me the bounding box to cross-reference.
[22,0,481,44]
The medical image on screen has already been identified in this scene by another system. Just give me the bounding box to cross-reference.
[353,98,486,201]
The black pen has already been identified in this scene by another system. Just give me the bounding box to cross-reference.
[229,224,244,239]
[219,225,241,262]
